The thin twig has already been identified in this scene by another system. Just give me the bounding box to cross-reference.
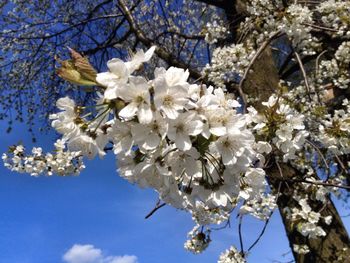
[315,50,327,76]
[247,181,281,252]
[314,50,328,103]
[335,154,348,173]
[212,219,231,231]
[302,23,339,33]
[294,51,312,101]
[304,179,350,190]
[305,139,330,171]
[276,178,350,191]
[275,160,291,190]
[238,215,244,253]
[248,212,273,252]
[145,201,166,219]
[119,0,202,80]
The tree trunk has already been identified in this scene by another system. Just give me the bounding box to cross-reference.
[245,48,350,262]
[269,164,350,262]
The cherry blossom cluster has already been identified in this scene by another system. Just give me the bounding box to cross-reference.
[239,193,276,220]
[287,194,328,239]
[293,244,310,255]
[243,1,320,54]
[2,47,276,261]
[316,0,350,37]
[2,140,85,176]
[204,19,229,44]
[278,4,319,55]
[94,48,271,225]
[263,78,350,174]
[184,225,211,254]
[205,0,350,86]
[248,94,309,162]
[204,41,256,86]
[280,79,350,175]
[205,2,325,85]
[282,182,334,255]
[49,95,110,160]
[317,98,350,156]
[190,202,230,226]
[218,246,246,263]
[318,41,350,89]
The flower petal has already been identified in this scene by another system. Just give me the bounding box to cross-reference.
[138,104,153,124]
[119,103,138,119]
[175,133,191,151]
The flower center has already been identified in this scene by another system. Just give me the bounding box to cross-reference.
[136,95,144,104]
[163,95,174,106]
[176,123,185,133]
[223,139,231,148]
[152,123,159,131]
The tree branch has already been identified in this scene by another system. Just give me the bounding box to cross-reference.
[145,202,166,219]
[119,0,202,80]
[193,0,230,8]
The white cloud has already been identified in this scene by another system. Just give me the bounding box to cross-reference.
[105,255,138,263]
[62,244,138,263]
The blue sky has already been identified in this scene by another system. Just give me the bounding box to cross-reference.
[0,122,348,263]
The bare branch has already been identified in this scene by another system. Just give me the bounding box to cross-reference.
[118,0,202,80]
[248,213,273,252]
[238,215,244,253]
[145,201,166,219]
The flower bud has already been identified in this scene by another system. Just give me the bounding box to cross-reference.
[56,48,98,87]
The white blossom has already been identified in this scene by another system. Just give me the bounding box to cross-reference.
[118,76,153,124]
[218,246,246,263]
